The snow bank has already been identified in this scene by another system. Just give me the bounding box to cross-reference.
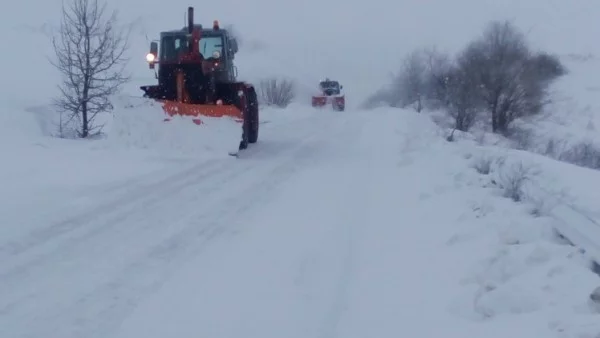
[393,112,600,337]
[0,94,245,158]
[363,109,600,337]
[0,89,321,166]
[0,102,46,145]
[0,94,255,243]
[105,96,325,158]
[435,138,600,336]
[104,96,242,158]
[411,44,600,335]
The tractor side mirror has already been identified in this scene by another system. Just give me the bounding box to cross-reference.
[340,85,343,89]
[230,38,238,54]
[147,41,158,69]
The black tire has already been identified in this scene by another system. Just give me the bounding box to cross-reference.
[247,86,259,143]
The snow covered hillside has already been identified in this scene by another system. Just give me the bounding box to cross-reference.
[0,0,599,338]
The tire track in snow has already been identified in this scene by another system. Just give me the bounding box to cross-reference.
[316,187,358,338]
[309,116,367,338]
[69,116,347,338]
[316,113,398,338]
[1,120,325,285]
[0,160,223,258]
[0,110,347,338]
[0,105,328,266]
[0,109,333,270]
[69,122,334,338]
[0,108,326,261]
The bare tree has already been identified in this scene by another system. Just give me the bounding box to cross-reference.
[455,20,567,134]
[458,20,555,133]
[363,20,565,134]
[51,0,130,138]
[392,50,427,112]
[363,46,451,112]
[258,77,295,108]
[444,63,482,132]
[421,47,453,110]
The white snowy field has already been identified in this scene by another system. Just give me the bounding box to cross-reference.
[1,101,600,338]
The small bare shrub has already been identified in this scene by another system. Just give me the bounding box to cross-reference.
[591,286,600,301]
[525,187,569,217]
[494,161,537,202]
[258,77,295,108]
[589,286,600,313]
[505,126,534,150]
[527,192,554,217]
[558,142,600,170]
[472,155,494,175]
[544,139,558,157]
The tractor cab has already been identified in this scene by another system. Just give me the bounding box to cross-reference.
[319,79,343,96]
[146,20,239,84]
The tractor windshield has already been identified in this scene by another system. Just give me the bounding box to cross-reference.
[319,81,340,95]
[159,35,224,60]
[199,36,223,58]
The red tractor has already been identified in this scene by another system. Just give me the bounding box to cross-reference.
[140,7,259,151]
[311,78,345,111]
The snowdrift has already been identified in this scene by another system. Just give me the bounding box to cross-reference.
[0,102,47,145]
[375,108,600,336]
[106,96,242,158]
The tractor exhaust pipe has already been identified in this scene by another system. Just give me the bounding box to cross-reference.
[187,7,194,34]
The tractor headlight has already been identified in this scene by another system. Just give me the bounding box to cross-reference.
[212,50,221,58]
[146,53,155,62]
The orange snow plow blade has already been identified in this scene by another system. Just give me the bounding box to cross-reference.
[161,101,244,124]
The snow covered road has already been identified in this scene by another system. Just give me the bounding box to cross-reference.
[1,108,597,338]
[112,110,470,338]
[0,108,347,337]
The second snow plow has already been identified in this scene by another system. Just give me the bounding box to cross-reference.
[140,7,259,151]
[311,78,345,111]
